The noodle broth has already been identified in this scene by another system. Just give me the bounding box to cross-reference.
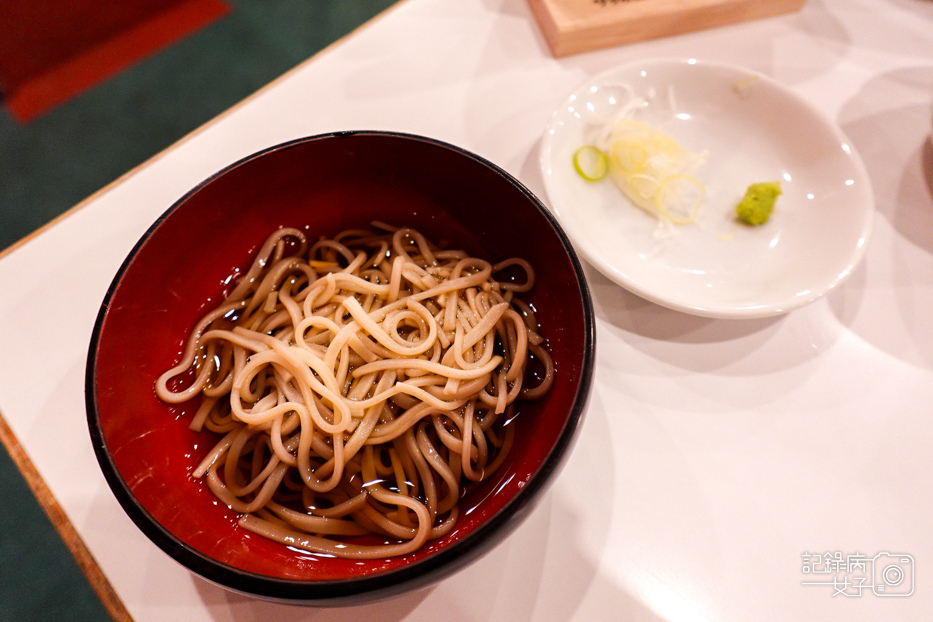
[88,132,593,599]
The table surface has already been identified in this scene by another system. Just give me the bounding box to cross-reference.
[1,0,932,620]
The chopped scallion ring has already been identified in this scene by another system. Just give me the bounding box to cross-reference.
[573,146,608,181]
[655,174,705,225]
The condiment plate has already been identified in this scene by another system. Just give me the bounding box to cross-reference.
[540,58,874,319]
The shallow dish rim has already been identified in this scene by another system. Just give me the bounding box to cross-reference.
[540,57,875,319]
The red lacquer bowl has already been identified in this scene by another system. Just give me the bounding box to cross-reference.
[86,131,595,604]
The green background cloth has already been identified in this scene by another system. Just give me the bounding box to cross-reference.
[0,1,397,619]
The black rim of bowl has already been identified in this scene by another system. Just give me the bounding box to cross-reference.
[85,130,596,604]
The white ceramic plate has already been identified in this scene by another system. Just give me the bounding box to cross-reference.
[540,58,874,319]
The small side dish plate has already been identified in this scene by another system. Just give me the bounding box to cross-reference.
[540,58,874,319]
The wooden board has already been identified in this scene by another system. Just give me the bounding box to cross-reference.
[527,0,808,57]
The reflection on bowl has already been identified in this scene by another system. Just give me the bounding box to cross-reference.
[86,131,595,604]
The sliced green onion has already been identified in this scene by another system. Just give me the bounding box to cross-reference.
[573,146,608,181]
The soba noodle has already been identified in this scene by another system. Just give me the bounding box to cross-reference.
[155,223,554,559]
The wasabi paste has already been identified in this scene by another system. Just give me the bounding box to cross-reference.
[736,181,781,226]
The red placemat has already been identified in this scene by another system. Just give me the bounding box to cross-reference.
[0,0,231,123]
